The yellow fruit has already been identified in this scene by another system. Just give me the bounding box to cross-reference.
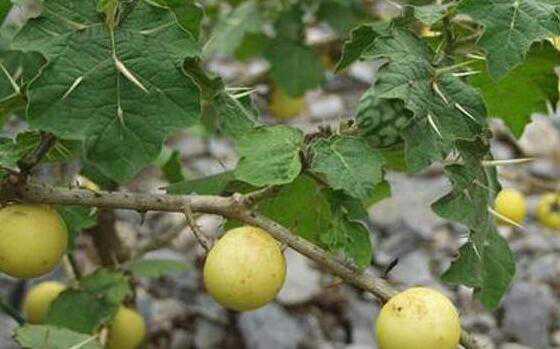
[203,226,286,311]
[0,204,68,278]
[107,306,146,349]
[269,88,306,120]
[537,193,560,229]
[376,287,461,349]
[22,281,65,324]
[494,188,527,225]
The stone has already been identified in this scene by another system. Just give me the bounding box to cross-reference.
[238,303,305,349]
[277,249,322,305]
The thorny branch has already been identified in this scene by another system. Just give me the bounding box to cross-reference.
[0,182,483,349]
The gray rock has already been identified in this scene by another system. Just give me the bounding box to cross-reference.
[527,253,560,285]
[344,296,379,347]
[502,282,556,348]
[500,344,533,349]
[194,318,226,349]
[309,94,345,121]
[170,329,193,349]
[388,250,434,286]
[277,249,322,305]
[0,316,19,349]
[238,303,305,349]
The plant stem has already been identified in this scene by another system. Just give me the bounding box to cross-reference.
[1,182,484,349]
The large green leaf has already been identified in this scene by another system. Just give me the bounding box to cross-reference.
[310,136,385,200]
[45,269,132,333]
[470,43,559,137]
[458,0,560,78]
[0,50,45,101]
[322,213,373,269]
[336,23,384,71]
[234,125,304,187]
[15,325,102,349]
[12,0,201,182]
[57,206,97,250]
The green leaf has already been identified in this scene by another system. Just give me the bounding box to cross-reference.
[274,4,304,42]
[363,180,392,207]
[310,136,385,200]
[12,0,201,182]
[127,259,189,278]
[357,90,411,148]
[433,141,515,308]
[167,171,234,195]
[322,212,373,269]
[203,92,260,139]
[317,0,369,34]
[45,269,131,333]
[161,150,186,184]
[336,23,382,71]
[15,325,102,349]
[156,0,204,38]
[0,50,44,101]
[458,0,560,78]
[57,206,97,250]
[204,0,262,56]
[258,175,333,244]
[470,43,560,137]
[0,0,12,26]
[234,125,304,187]
[360,27,488,172]
[442,230,516,309]
[264,39,325,97]
[407,3,450,26]
[0,132,80,171]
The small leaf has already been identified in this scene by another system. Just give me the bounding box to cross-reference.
[128,259,189,278]
[264,39,325,97]
[336,23,385,71]
[15,325,102,349]
[234,126,304,187]
[203,92,260,140]
[161,150,186,184]
[408,3,450,26]
[57,206,97,250]
[45,269,132,333]
[167,171,235,195]
[310,136,385,200]
[204,0,263,56]
[470,43,560,137]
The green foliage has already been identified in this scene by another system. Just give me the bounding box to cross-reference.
[12,0,201,182]
[309,136,385,200]
[57,206,98,249]
[127,259,190,278]
[458,0,560,78]
[15,325,102,349]
[161,150,187,184]
[234,125,304,187]
[45,269,132,333]
[470,43,560,137]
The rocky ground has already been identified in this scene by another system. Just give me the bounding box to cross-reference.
[2,35,560,349]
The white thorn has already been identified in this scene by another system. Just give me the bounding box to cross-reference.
[465,53,486,61]
[482,158,535,167]
[62,76,84,99]
[114,56,148,93]
[488,206,525,229]
[452,70,480,77]
[432,81,449,104]
[427,114,443,138]
[0,62,20,95]
[454,102,478,122]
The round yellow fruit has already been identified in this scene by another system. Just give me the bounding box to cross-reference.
[203,226,286,311]
[494,188,527,225]
[269,88,306,120]
[537,193,560,229]
[23,281,65,324]
[107,306,146,349]
[76,175,100,192]
[0,204,68,278]
[376,287,461,349]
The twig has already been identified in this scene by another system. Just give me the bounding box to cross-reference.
[0,297,25,325]
[1,182,483,349]
[241,185,280,206]
[65,252,82,280]
[17,132,57,174]
[183,205,212,252]
[134,221,188,258]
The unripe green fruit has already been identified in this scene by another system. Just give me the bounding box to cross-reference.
[376,287,461,349]
[23,281,65,324]
[107,306,146,349]
[269,88,306,120]
[203,226,286,311]
[0,204,68,278]
[494,188,527,225]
